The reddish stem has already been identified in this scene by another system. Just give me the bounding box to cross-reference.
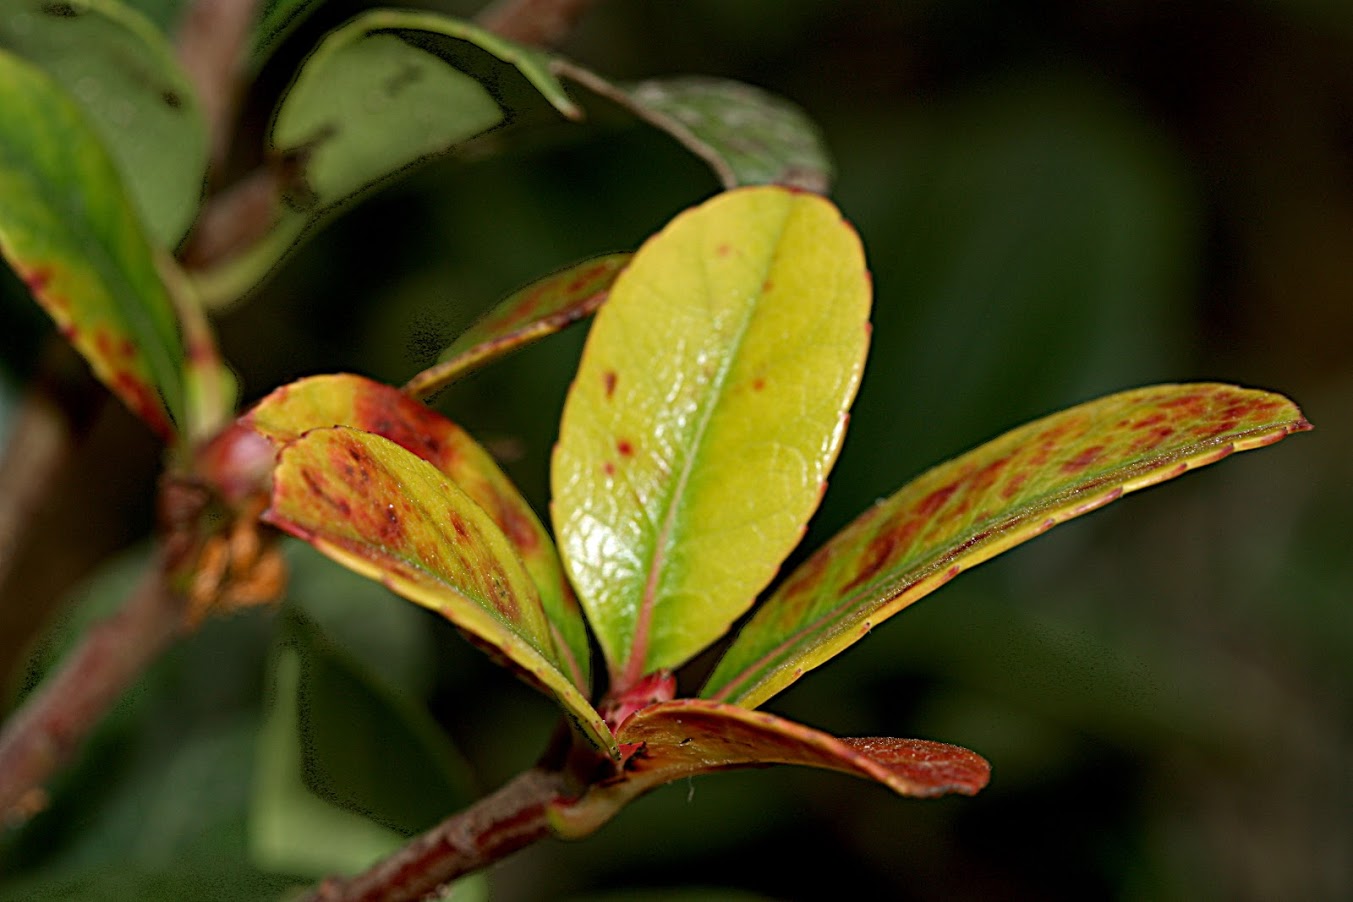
[0,564,184,822]
[475,0,603,48]
[301,768,571,902]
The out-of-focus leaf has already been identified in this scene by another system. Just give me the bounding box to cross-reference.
[249,611,475,877]
[0,0,207,247]
[549,699,988,838]
[199,10,579,302]
[551,186,870,688]
[252,0,325,63]
[566,72,833,193]
[246,373,590,690]
[0,864,295,902]
[263,426,614,755]
[0,50,183,440]
[703,384,1311,708]
[405,253,632,398]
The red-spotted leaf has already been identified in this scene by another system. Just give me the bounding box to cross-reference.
[551,186,871,690]
[548,699,988,838]
[244,373,590,691]
[263,427,614,755]
[0,49,183,440]
[704,384,1311,709]
[405,253,632,398]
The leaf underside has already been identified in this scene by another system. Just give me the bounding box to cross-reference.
[405,253,632,398]
[246,373,592,693]
[549,699,988,838]
[263,426,613,756]
[0,49,183,440]
[704,383,1310,708]
[551,185,871,688]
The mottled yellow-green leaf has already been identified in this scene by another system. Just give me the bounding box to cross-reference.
[264,427,613,755]
[245,373,590,692]
[0,49,183,440]
[551,186,871,689]
[405,254,631,398]
[0,0,207,247]
[548,699,988,838]
[703,384,1311,708]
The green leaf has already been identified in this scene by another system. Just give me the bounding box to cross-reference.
[561,68,832,192]
[703,384,1311,708]
[548,699,988,839]
[405,253,632,398]
[0,0,207,248]
[263,426,614,755]
[198,10,580,301]
[251,0,325,64]
[552,185,871,688]
[246,373,590,691]
[0,50,183,440]
[249,611,476,878]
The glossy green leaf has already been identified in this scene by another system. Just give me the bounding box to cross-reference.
[552,186,871,688]
[405,253,632,398]
[245,373,590,691]
[198,10,580,301]
[0,0,207,247]
[263,426,614,755]
[0,50,183,439]
[703,384,1311,708]
[548,699,988,838]
[252,0,325,63]
[559,67,831,192]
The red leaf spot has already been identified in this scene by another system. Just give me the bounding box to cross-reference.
[617,439,635,457]
[603,370,618,398]
[761,279,774,293]
[1132,413,1167,428]
[20,265,53,295]
[844,526,909,593]
[752,377,766,392]
[352,387,452,467]
[715,243,733,257]
[603,461,616,477]
[493,494,539,552]
[915,484,957,518]
[1000,472,1029,500]
[1060,446,1104,474]
[449,513,471,540]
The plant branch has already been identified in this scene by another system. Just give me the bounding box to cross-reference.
[0,559,185,823]
[175,0,264,172]
[475,0,603,48]
[302,767,573,902]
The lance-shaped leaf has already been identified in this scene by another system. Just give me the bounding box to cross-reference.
[704,384,1311,709]
[264,427,614,755]
[0,0,207,247]
[196,10,580,301]
[548,699,988,839]
[244,373,590,692]
[559,68,832,193]
[552,186,871,689]
[405,253,632,398]
[0,50,183,440]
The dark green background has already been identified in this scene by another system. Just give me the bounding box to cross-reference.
[2,1,1349,899]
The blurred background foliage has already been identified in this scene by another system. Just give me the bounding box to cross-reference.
[1,0,1350,899]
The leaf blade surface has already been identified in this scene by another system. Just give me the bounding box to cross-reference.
[703,384,1311,708]
[0,49,184,439]
[246,373,590,690]
[551,186,871,686]
[264,426,613,755]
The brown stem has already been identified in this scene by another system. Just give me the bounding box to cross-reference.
[302,768,572,902]
[475,0,603,48]
[0,382,78,598]
[0,561,185,823]
[176,0,264,172]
